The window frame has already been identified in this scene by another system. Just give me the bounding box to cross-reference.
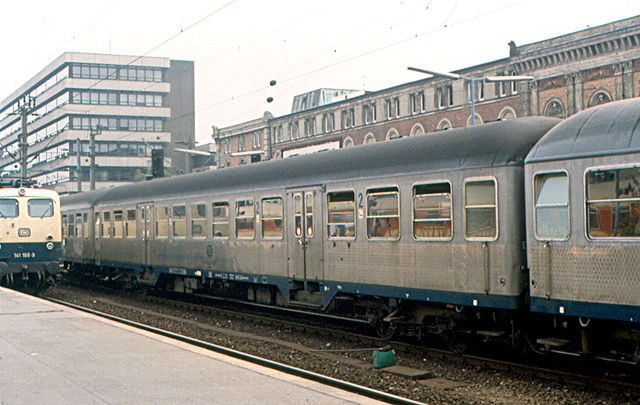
[463,176,499,241]
[125,209,137,238]
[261,196,284,240]
[327,190,356,240]
[155,206,169,239]
[584,163,640,241]
[412,180,453,241]
[533,170,570,241]
[365,186,401,241]
[235,198,255,240]
[190,202,207,239]
[212,201,230,239]
[172,204,187,238]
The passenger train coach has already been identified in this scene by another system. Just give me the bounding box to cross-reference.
[61,98,640,361]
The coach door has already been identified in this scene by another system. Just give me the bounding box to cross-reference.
[287,188,324,290]
[137,203,153,268]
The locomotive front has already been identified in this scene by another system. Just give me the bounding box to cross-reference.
[0,187,62,290]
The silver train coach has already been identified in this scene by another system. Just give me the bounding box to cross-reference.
[60,99,640,360]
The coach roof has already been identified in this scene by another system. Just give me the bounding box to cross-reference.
[526,98,640,164]
[90,116,558,205]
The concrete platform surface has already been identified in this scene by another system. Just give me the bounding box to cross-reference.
[0,287,386,404]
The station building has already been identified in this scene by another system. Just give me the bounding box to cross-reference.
[0,52,195,193]
[212,16,640,168]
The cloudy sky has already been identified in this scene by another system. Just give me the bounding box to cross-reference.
[1,0,638,144]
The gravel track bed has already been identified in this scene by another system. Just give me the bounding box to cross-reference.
[46,285,638,405]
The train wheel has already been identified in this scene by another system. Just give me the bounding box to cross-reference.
[444,329,470,354]
[375,319,398,340]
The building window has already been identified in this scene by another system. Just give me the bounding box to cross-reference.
[212,202,229,238]
[262,197,283,239]
[252,131,261,148]
[586,166,640,238]
[384,97,400,119]
[238,134,246,152]
[510,71,518,94]
[588,90,612,107]
[341,108,355,129]
[534,172,569,240]
[327,191,355,238]
[410,91,425,114]
[343,137,354,148]
[413,183,452,240]
[436,85,453,109]
[290,121,299,139]
[235,199,255,239]
[464,178,497,240]
[543,98,566,118]
[304,117,316,137]
[322,113,334,133]
[363,102,377,123]
[366,187,400,239]
[467,81,485,101]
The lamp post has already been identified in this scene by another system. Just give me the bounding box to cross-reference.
[407,67,534,125]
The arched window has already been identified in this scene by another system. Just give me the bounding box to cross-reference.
[543,98,565,118]
[273,150,282,159]
[498,107,517,121]
[385,129,401,141]
[343,137,354,148]
[588,90,612,108]
[364,133,376,144]
[437,119,452,131]
[466,113,483,127]
[410,123,425,137]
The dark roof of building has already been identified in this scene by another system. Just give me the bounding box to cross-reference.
[526,98,640,164]
[63,117,558,207]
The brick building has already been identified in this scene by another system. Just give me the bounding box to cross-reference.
[212,16,640,168]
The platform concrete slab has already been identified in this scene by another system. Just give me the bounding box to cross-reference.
[0,288,386,404]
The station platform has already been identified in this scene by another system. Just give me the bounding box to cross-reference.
[0,287,386,404]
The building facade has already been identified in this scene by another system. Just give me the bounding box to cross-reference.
[0,52,195,193]
[213,16,640,167]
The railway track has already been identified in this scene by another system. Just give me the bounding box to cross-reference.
[44,285,640,403]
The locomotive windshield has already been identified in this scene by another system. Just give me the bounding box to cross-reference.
[28,198,54,218]
[0,199,18,217]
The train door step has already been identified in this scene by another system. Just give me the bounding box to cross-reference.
[536,337,570,347]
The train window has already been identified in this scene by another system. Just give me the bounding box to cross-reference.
[586,167,640,238]
[191,204,206,238]
[102,211,111,238]
[294,194,302,237]
[327,191,355,238]
[413,183,452,240]
[212,202,230,238]
[125,209,136,238]
[236,199,255,239]
[62,215,68,237]
[155,206,169,238]
[113,210,124,238]
[27,199,53,217]
[75,213,83,237]
[94,213,100,239]
[305,192,314,237]
[68,214,75,237]
[83,213,89,238]
[262,197,283,239]
[534,172,569,239]
[366,187,400,240]
[0,199,18,217]
[464,179,497,240]
[172,205,187,238]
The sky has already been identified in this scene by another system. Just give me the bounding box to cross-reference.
[0,0,638,145]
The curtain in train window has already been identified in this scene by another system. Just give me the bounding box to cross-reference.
[191,204,206,238]
[235,199,255,239]
[155,206,169,238]
[586,167,640,238]
[366,187,400,239]
[262,197,283,239]
[327,191,355,238]
[212,202,229,238]
[413,183,452,239]
[534,172,568,239]
[172,205,187,237]
[464,179,497,239]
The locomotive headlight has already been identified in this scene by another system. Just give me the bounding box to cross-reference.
[46,234,53,241]
[18,188,25,196]
[18,228,31,237]
[46,242,54,251]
